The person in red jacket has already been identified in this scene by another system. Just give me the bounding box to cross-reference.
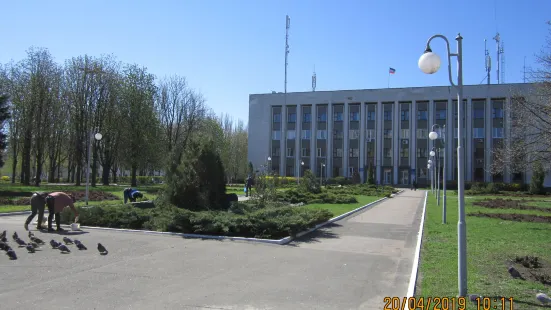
[45,192,79,232]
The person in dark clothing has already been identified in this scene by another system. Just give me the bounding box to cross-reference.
[412,180,418,191]
[245,176,253,197]
[24,192,49,231]
[124,188,143,204]
[45,192,79,232]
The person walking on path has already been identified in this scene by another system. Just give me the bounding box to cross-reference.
[45,192,79,232]
[24,192,49,231]
[245,176,253,197]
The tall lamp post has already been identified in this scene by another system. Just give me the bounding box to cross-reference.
[418,33,466,296]
[428,159,433,193]
[429,148,438,199]
[430,124,447,223]
[267,156,272,174]
[86,131,102,206]
[320,163,325,186]
[299,161,304,184]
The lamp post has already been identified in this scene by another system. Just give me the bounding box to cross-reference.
[430,148,438,199]
[299,161,304,184]
[428,159,433,193]
[418,33,466,297]
[320,163,325,186]
[430,124,446,223]
[85,131,102,206]
[267,156,272,174]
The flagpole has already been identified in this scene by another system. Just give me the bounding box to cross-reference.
[388,71,390,88]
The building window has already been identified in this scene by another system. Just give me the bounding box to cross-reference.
[473,128,484,139]
[288,113,296,123]
[367,111,376,121]
[349,129,359,139]
[349,148,359,157]
[366,129,375,141]
[286,165,294,177]
[286,130,296,140]
[286,148,294,157]
[401,129,409,139]
[400,148,409,158]
[384,111,392,121]
[318,112,327,122]
[384,129,392,139]
[492,108,503,118]
[333,130,343,139]
[272,147,280,156]
[272,130,281,140]
[417,148,427,158]
[334,112,343,121]
[301,148,310,157]
[493,127,504,138]
[384,148,392,158]
[333,148,343,157]
[417,110,427,120]
[348,167,355,176]
[316,130,327,139]
[401,110,409,121]
[301,130,311,139]
[436,110,446,120]
[350,111,360,121]
[303,113,311,122]
[473,109,484,119]
[317,148,324,157]
[273,113,281,122]
[417,129,427,139]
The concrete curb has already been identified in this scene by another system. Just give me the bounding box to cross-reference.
[0,190,403,245]
[406,190,428,298]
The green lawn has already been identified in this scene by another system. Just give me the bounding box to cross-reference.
[303,195,381,217]
[417,191,551,309]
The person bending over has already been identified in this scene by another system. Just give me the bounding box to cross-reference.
[24,192,49,231]
[45,192,79,232]
[123,188,143,204]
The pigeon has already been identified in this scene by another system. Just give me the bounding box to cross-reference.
[74,239,82,245]
[14,238,27,247]
[508,266,525,280]
[0,241,7,251]
[0,230,6,239]
[26,244,35,253]
[12,231,18,241]
[62,237,73,245]
[57,244,70,253]
[76,243,87,250]
[50,240,60,249]
[468,294,481,303]
[30,236,45,245]
[536,293,551,305]
[28,231,34,239]
[30,242,40,249]
[97,243,108,255]
[1,236,7,243]
[6,249,17,260]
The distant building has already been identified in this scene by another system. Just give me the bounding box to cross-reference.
[248,83,550,186]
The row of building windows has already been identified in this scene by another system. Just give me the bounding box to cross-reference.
[273,108,505,123]
[272,128,504,140]
[273,146,452,159]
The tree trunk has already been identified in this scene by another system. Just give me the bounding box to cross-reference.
[91,144,98,187]
[11,150,17,184]
[48,158,56,183]
[21,130,32,185]
[131,164,138,187]
[111,164,118,184]
[102,163,111,185]
[34,150,43,187]
[75,165,81,186]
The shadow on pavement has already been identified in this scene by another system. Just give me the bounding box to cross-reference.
[285,223,342,247]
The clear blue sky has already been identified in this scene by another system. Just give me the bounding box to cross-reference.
[1,0,549,124]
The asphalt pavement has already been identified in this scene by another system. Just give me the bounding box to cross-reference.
[0,189,425,310]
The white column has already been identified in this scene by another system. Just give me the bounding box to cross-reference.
[360,102,366,183]
[504,97,512,183]
[327,102,333,178]
[410,101,417,182]
[428,99,435,152]
[446,98,453,180]
[280,105,287,176]
[296,104,302,179]
[466,98,473,181]
[485,97,492,182]
[310,104,317,176]
[393,101,399,185]
[343,102,349,177]
[376,101,383,184]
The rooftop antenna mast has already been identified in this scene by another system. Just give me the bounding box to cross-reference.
[484,39,491,85]
[493,32,504,84]
[500,40,505,83]
[284,15,290,100]
[312,65,316,92]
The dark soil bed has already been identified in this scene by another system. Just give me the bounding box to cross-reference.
[472,198,550,211]
[510,255,551,286]
[468,211,551,223]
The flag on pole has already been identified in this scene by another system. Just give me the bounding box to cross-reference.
[389,67,396,74]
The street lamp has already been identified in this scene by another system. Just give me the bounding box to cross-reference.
[267,156,272,174]
[430,124,447,224]
[428,159,434,193]
[299,161,304,184]
[429,149,437,198]
[419,33,466,297]
[85,131,102,206]
[320,163,325,186]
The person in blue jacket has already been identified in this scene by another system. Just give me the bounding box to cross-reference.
[123,188,143,204]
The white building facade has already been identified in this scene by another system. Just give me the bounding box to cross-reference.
[248,83,549,186]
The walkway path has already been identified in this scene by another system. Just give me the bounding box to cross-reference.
[0,190,425,310]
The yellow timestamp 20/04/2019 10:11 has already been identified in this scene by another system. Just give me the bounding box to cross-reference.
[383,296,515,310]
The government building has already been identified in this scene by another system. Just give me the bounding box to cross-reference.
[248,83,540,186]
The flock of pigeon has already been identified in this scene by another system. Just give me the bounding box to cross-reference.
[0,229,108,260]
[466,265,551,305]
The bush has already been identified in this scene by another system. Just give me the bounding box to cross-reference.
[530,161,545,195]
[326,177,352,186]
[277,188,358,204]
[299,169,321,194]
[1,176,10,182]
[62,202,333,239]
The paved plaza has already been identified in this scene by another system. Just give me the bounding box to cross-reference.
[0,190,425,310]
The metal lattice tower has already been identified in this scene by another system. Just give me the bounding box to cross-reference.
[312,65,316,92]
[284,15,290,97]
[484,39,491,84]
